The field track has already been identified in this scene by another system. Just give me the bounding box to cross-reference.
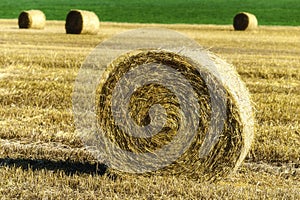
[0,19,299,199]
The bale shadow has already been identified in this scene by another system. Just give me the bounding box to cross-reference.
[0,157,108,176]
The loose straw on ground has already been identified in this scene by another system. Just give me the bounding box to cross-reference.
[65,9,100,34]
[233,12,258,31]
[18,10,46,29]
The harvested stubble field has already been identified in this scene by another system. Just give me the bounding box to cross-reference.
[0,19,299,199]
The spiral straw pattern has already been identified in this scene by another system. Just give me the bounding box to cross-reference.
[73,28,254,181]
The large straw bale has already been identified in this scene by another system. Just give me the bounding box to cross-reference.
[233,12,258,31]
[65,10,99,34]
[73,28,254,181]
[77,49,254,181]
[18,10,46,29]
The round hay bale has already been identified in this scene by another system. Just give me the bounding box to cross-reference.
[233,12,258,31]
[18,10,46,29]
[73,28,255,182]
[91,49,254,181]
[65,10,99,34]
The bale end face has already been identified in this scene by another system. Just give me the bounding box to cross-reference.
[65,10,100,35]
[18,12,31,29]
[233,12,258,31]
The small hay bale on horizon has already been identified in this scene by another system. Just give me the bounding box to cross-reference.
[233,12,258,31]
[65,9,100,34]
[18,10,46,29]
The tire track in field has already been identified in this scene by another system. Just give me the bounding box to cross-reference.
[0,138,108,176]
[0,138,299,178]
[0,138,94,162]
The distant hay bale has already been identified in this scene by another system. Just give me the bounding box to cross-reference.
[65,10,100,34]
[88,49,255,181]
[18,10,46,29]
[233,12,258,31]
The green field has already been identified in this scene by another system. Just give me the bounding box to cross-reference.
[1,0,300,25]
